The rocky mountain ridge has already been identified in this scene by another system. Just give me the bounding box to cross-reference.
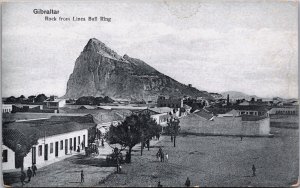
[64,38,213,101]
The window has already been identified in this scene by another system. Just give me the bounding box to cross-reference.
[83,135,86,148]
[50,143,53,153]
[69,138,72,150]
[2,149,8,162]
[60,140,63,150]
[38,145,42,156]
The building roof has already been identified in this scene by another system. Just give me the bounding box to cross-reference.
[194,109,214,120]
[204,107,233,115]
[56,107,130,124]
[232,105,268,112]
[3,128,33,153]
[131,108,160,116]
[241,115,268,121]
[44,99,66,103]
[149,107,173,114]
[3,115,96,140]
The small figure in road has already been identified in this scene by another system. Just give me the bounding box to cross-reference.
[252,164,256,176]
[81,170,84,183]
[157,181,163,187]
[32,163,37,177]
[240,136,243,141]
[165,153,169,162]
[20,170,26,186]
[27,167,32,182]
[161,152,164,162]
[185,177,191,187]
[101,138,104,147]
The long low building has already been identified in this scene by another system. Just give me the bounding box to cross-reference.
[2,114,96,171]
[268,107,298,115]
[181,113,270,136]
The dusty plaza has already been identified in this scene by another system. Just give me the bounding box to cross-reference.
[100,115,299,187]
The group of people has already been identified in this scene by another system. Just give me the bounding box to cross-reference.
[20,164,37,186]
[156,147,168,162]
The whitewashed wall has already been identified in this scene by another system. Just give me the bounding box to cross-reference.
[3,129,88,171]
[2,145,15,170]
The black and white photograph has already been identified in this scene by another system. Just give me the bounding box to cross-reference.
[1,0,299,187]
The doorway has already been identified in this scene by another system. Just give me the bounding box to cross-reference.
[32,147,36,165]
[44,144,48,161]
[55,142,58,157]
[65,139,68,155]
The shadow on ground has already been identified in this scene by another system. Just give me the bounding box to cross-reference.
[3,171,21,185]
[65,154,113,167]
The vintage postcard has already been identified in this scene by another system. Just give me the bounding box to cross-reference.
[1,0,298,187]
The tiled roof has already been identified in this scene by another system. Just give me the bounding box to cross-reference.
[3,115,96,140]
[194,109,214,120]
[3,128,34,152]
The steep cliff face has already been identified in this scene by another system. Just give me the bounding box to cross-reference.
[65,38,213,100]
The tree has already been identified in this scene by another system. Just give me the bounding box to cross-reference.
[35,94,48,103]
[165,118,180,147]
[106,113,161,163]
[5,96,17,103]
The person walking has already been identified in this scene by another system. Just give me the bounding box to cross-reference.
[185,177,191,187]
[81,170,84,183]
[101,138,104,147]
[157,181,163,187]
[32,163,37,177]
[27,167,32,182]
[252,164,256,176]
[156,151,160,161]
[20,170,26,186]
[161,152,164,162]
[165,153,169,162]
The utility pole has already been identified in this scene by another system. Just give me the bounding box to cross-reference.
[140,120,143,156]
[171,118,180,147]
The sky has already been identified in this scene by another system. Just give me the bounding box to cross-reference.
[2,0,298,99]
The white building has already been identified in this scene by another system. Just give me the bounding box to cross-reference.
[2,115,96,171]
[268,107,298,115]
[2,104,12,113]
[45,99,66,109]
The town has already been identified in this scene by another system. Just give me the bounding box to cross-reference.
[2,93,298,187]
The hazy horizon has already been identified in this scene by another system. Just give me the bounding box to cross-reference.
[2,0,298,99]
